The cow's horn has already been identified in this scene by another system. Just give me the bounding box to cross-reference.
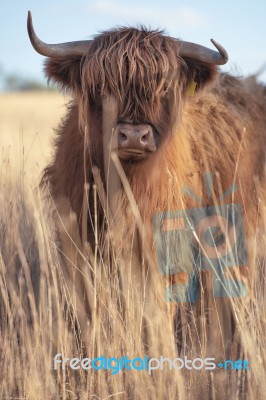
[178,39,228,65]
[27,11,91,57]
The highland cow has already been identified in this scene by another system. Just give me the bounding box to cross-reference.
[27,11,266,357]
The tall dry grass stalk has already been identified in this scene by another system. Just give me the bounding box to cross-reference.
[0,91,265,399]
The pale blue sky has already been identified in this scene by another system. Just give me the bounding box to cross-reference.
[1,1,266,89]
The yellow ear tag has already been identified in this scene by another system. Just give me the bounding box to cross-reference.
[187,80,197,96]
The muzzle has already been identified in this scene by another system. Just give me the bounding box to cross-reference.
[115,122,157,161]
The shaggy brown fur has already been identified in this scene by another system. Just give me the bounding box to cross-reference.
[41,27,266,359]
[43,27,266,237]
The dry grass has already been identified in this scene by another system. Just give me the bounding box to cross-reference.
[0,91,67,181]
[0,91,265,400]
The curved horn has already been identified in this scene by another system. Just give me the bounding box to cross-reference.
[27,11,91,57]
[177,39,228,65]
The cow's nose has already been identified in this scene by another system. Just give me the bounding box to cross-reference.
[118,126,154,151]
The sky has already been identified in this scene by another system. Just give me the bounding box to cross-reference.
[1,0,266,89]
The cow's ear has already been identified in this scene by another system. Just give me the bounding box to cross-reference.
[182,59,218,94]
[44,57,83,92]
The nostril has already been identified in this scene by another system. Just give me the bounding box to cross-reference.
[119,132,128,143]
[140,133,149,144]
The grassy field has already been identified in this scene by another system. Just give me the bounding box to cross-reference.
[0,91,265,399]
[0,91,67,182]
